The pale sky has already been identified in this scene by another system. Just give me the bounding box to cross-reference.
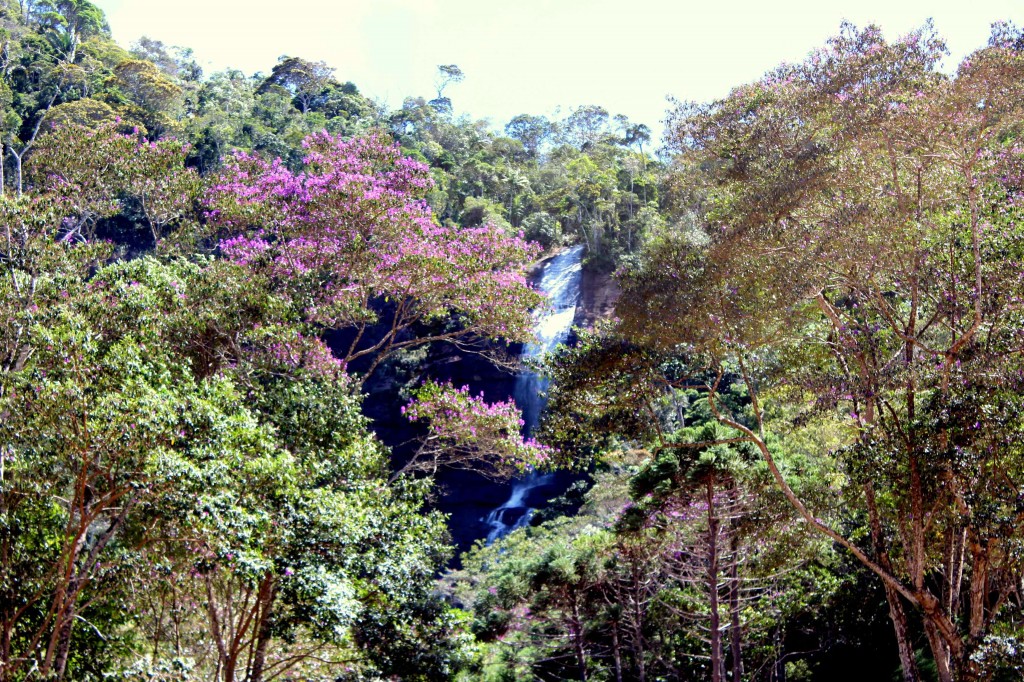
[92,0,1023,141]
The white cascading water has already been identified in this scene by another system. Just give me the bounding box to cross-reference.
[483,244,585,543]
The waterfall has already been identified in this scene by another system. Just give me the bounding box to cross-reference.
[483,244,585,543]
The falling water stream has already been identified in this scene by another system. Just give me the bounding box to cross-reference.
[483,244,585,543]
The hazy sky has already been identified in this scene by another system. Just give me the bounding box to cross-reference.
[91,0,1022,139]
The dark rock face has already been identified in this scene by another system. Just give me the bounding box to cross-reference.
[354,320,525,556]
[574,266,620,329]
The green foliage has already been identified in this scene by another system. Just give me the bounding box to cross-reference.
[616,19,1024,682]
[520,211,561,249]
[42,96,116,127]
[0,64,531,676]
[28,121,200,242]
[17,8,1024,682]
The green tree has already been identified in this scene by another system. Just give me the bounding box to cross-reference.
[257,56,335,114]
[622,22,1024,682]
[0,253,270,680]
[28,121,200,242]
[430,64,464,113]
[109,58,182,135]
[505,114,552,159]
[29,0,107,63]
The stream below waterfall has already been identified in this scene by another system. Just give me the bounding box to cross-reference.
[482,244,585,543]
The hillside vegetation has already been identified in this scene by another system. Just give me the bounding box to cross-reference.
[1,2,1023,680]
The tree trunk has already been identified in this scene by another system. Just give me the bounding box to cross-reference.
[12,149,21,197]
[1,620,12,682]
[865,484,921,682]
[924,620,953,682]
[246,573,277,682]
[631,611,646,682]
[968,541,988,641]
[884,583,921,682]
[628,555,647,682]
[570,595,588,681]
[8,91,59,197]
[728,533,744,681]
[772,626,786,682]
[611,621,624,682]
[51,601,77,680]
[944,526,966,627]
[707,478,724,682]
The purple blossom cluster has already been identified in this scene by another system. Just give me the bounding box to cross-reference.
[404,381,554,469]
[206,132,542,338]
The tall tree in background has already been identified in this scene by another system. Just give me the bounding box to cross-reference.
[505,113,552,159]
[30,0,106,62]
[562,104,611,151]
[430,63,463,113]
[257,55,335,114]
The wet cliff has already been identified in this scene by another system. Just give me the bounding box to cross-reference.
[574,265,621,329]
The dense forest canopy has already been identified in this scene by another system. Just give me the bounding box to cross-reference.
[1,1,1023,680]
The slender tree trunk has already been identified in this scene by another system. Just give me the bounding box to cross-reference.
[12,150,21,197]
[611,621,624,682]
[631,609,646,682]
[49,502,133,680]
[707,478,724,682]
[223,652,237,682]
[865,484,921,682]
[246,573,277,682]
[728,532,744,681]
[944,526,966,626]
[570,595,588,681]
[772,626,786,682]
[51,599,77,680]
[67,26,77,64]
[968,540,988,641]
[924,621,953,682]
[8,91,59,197]
[41,526,88,679]
[1,619,12,682]
[627,554,647,682]
[206,576,235,682]
[884,583,920,682]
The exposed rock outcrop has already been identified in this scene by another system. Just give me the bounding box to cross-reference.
[574,265,620,329]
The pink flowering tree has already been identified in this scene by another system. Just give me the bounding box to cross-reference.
[205,131,545,380]
[398,380,555,480]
